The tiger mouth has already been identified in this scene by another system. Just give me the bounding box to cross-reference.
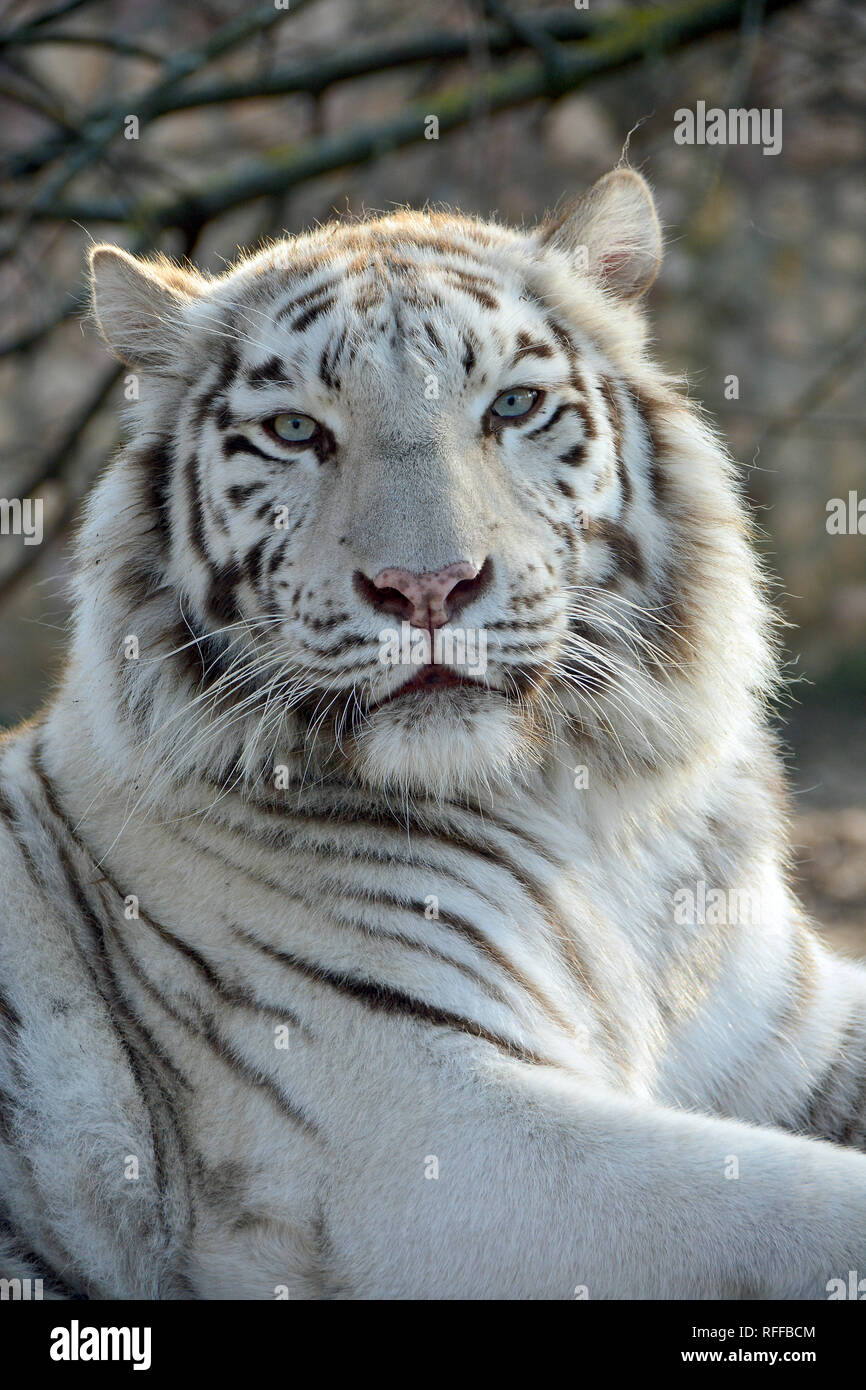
[368,664,486,713]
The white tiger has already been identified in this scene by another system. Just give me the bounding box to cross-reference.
[1,168,865,1300]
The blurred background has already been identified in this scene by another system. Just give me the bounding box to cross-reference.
[0,0,863,949]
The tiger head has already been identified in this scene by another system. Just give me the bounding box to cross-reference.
[85,169,772,804]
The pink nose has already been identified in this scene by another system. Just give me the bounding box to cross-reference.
[371,561,481,630]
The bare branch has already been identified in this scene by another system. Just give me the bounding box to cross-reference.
[0,0,98,48]
[754,326,866,455]
[1,0,318,185]
[0,0,803,237]
[1,30,164,63]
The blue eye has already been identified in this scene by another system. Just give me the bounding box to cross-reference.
[491,388,539,420]
[268,413,319,443]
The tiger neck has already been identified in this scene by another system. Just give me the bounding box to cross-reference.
[40,675,768,885]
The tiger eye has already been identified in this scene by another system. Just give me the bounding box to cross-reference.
[491,388,538,419]
[269,413,319,442]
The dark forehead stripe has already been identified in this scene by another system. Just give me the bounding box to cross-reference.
[245,356,294,389]
[210,335,241,397]
[353,283,385,313]
[392,284,445,315]
[566,364,597,438]
[545,314,578,359]
[273,274,343,324]
[288,294,337,334]
[319,325,348,391]
[190,343,242,442]
[510,330,555,367]
[536,312,598,441]
[190,383,215,438]
[438,265,500,311]
[399,233,491,260]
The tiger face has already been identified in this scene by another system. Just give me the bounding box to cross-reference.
[90,171,723,801]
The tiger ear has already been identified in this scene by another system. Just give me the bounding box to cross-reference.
[88,245,206,369]
[540,168,662,300]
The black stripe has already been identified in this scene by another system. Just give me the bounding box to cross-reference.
[244,537,269,593]
[205,561,243,626]
[290,295,336,333]
[0,982,21,1047]
[106,915,320,1141]
[44,837,174,1213]
[527,402,572,438]
[171,822,564,1022]
[275,278,341,324]
[185,452,210,565]
[246,356,293,389]
[598,375,632,508]
[461,332,476,375]
[628,386,668,501]
[28,745,317,1228]
[558,442,586,467]
[211,340,241,398]
[217,795,608,1029]
[223,435,287,464]
[9,753,186,1271]
[140,437,173,544]
[29,752,313,1045]
[590,519,645,584]
[233,926,551,1066]
[226,482,265,506]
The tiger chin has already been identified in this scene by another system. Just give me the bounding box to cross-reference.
[347,681,540,801]
[3,167,866,1302]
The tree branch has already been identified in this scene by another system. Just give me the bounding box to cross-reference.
[0,0,318,184]
[0,0,98,49]
[0,0,802,236]
[0,30,165,63]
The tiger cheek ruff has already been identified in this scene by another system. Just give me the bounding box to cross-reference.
[2,168,866,1301]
